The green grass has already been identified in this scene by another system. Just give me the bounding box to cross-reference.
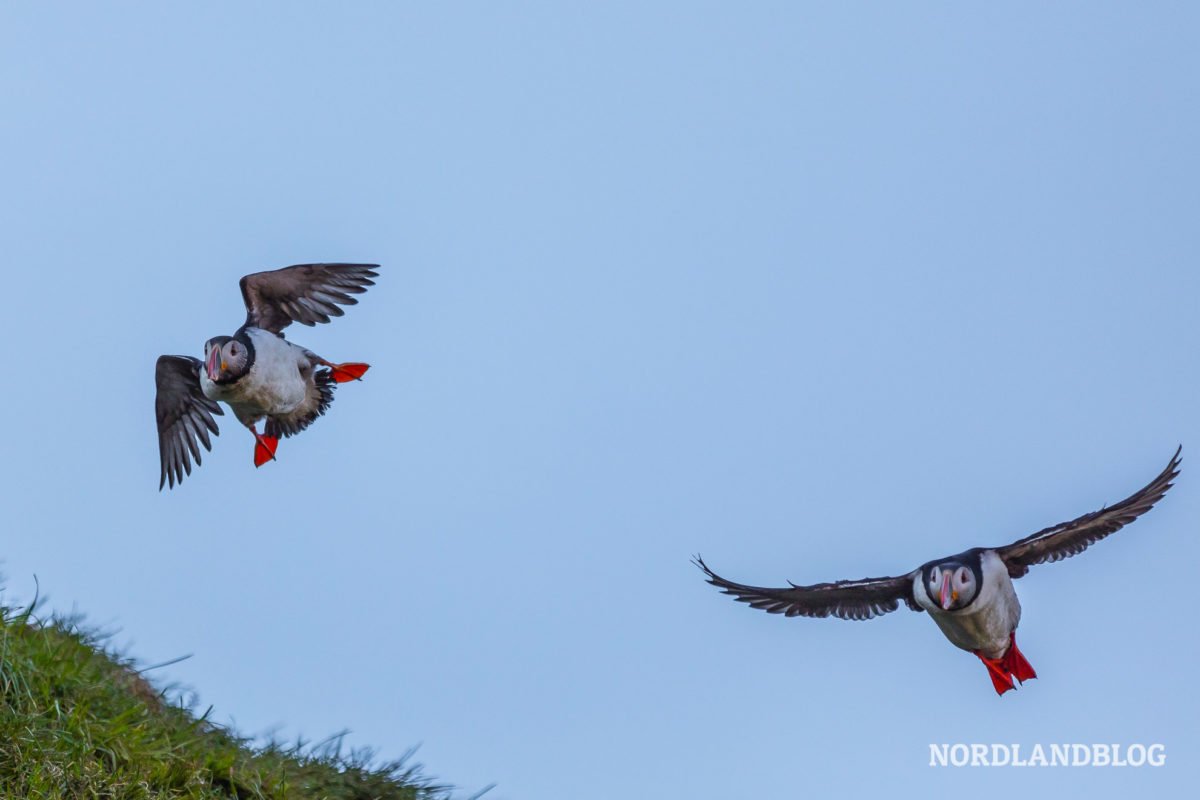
[0,594,456,799]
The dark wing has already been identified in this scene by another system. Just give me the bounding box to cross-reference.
[995,446,1181,579]
[694,556,920,621]
[155,356,223,490]
[239,263,379,334]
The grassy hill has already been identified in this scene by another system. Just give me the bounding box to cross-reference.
[0,595,455,799]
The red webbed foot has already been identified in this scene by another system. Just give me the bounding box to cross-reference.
[1001,632,1038,684]
[975,632,1037,695]
[252,432,278,467]
[975,651,1016,695]
[324,362,370,383]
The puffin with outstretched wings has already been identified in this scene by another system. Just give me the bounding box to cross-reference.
[696,447,1181,694]
[154,263,379,489]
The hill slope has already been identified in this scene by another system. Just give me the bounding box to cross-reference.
[0,598,452,799]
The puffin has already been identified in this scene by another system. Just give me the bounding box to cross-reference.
[695,447,1180,694]
[154,263,379,490]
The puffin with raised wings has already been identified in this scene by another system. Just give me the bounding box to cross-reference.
[696,448,1180,694]
[154,263,378,490]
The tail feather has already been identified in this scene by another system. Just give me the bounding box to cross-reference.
[265,370,336,439]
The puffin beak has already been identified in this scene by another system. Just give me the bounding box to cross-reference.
[940,573,954,610]
[206,347,221,381]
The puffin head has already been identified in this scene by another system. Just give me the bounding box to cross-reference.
[204,336,250,383]
[925,561,978,611]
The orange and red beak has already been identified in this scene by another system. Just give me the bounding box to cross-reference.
[940,572,954,610]
[206,346,221,381]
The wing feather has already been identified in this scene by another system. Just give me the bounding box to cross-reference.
[995,447,1181,578]
[239,263,378,333]
[155,355,223,490]
[694,556,920,621]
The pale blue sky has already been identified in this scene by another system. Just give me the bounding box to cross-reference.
[2,3,1198,798]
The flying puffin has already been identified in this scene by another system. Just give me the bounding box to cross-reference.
[154,263,379,490]
[696,447,1180,694]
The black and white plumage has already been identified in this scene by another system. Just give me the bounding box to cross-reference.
[154,263,378,490]
[696,447,1181,694]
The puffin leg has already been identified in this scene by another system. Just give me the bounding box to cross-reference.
[1001,632,1038,684]
[975,651,1016,695]
[246,425,278,467]
[317,358,370,383]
